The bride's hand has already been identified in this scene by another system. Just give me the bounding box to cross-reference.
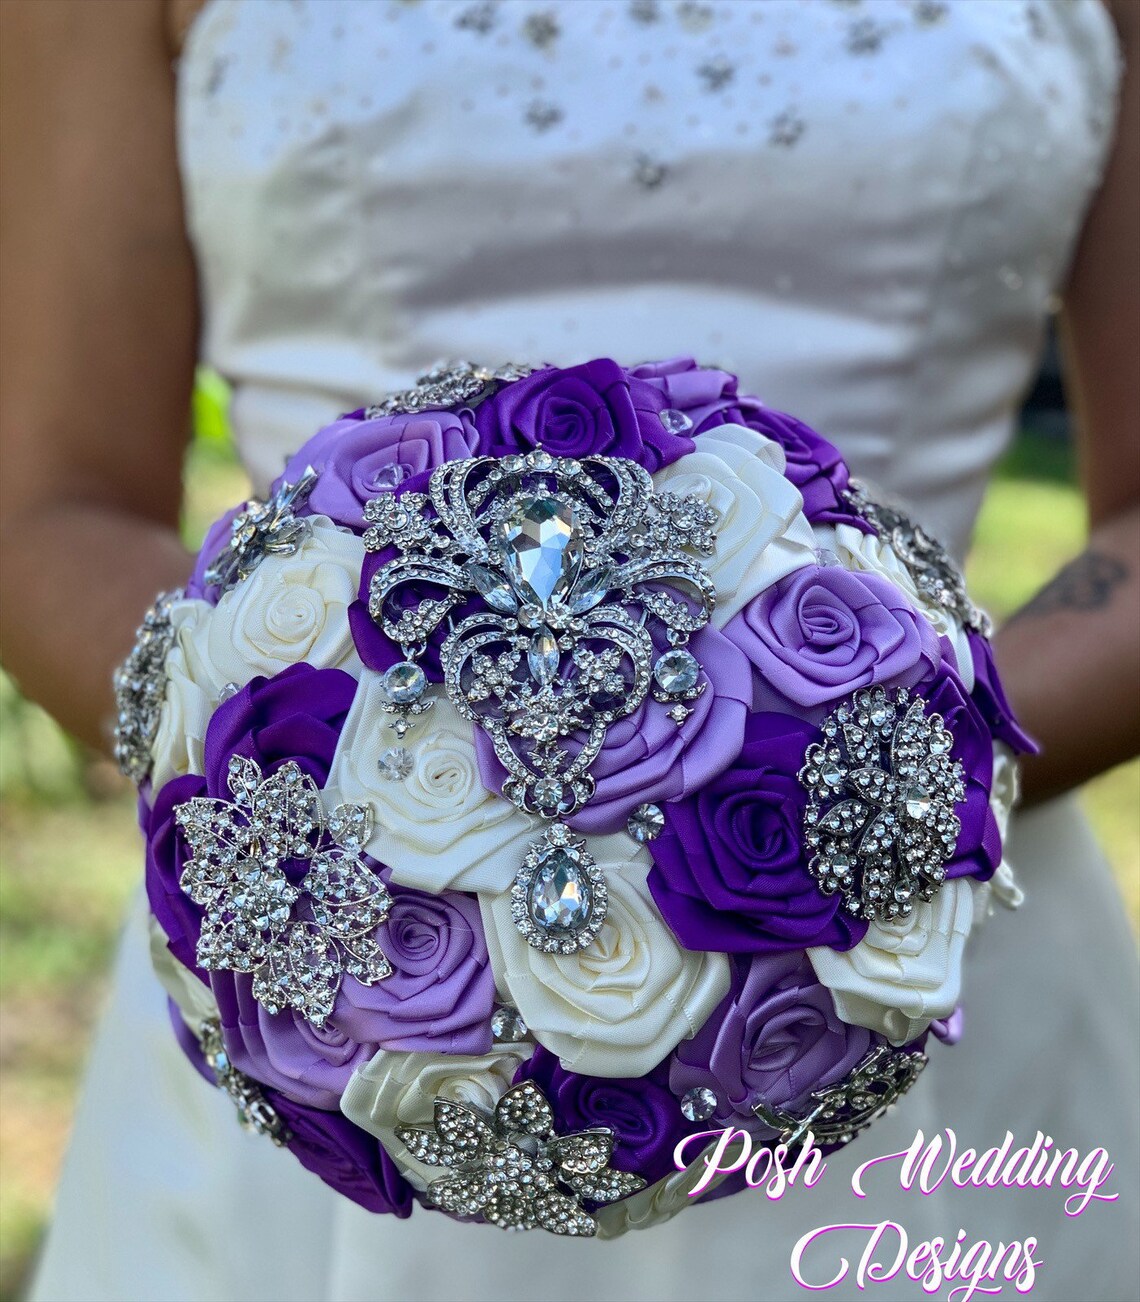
[992,0,1140,804]
[0,0,196,751]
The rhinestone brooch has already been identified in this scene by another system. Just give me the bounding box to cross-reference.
[199,1016,290,1146]
[753,1043,927,1147]
[844,479,993,636]
[363,361,544,419]
[203,467,318,593]
[396,1080,645,1235]
[112,588,183,782]
[799,686,966,921]
[174,756,392,1026]
[365,448,718,951]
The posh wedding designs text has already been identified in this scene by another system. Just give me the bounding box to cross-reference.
[673,1127,1118,1299]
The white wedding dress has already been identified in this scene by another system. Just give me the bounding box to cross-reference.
[30,3,1140,1300]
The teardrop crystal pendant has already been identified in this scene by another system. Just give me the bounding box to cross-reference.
[510,823,608,953]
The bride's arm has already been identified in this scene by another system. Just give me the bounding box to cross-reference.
[0,0,197,751]
[993,0,1140,805]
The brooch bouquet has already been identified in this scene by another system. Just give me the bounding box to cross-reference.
[116,357,1031,1237]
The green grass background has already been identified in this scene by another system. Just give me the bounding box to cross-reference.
[0,394,1136,1300]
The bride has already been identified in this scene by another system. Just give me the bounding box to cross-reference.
[1,1,1137,1299]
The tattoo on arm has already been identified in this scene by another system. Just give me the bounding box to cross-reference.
[1008,549,1129,622]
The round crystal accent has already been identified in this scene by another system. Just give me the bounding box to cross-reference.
[659,408,694,434]
[627,802,665,843]
[527,850,592,933]
[534,777,563,810]
[369,461,411,492]
[377,747,413,781]
[653,649,699,695]
[905,784,933,818]
[680,1087,718,1122]
[490,1006,528,1042]
[382,661,426,704]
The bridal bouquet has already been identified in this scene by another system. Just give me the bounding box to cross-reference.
[118,357,1032,1237]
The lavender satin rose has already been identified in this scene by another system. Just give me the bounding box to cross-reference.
[628,356,749,435]
[515,1046,693,1185]
[475,624,752,834]
[278,409,482,531]
[266,1091,416,1217]
[669,952,874,1126]
[474,357,692,471]
[646,712,867,954]
[207,881,495,1112]
[724,565,942,719]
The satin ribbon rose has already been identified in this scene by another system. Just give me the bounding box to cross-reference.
[480,839,730,1078]
[475,356,692,472]
[808,880,975,1046]
[278,408,482,531]
[650,423,817,626]
[340,1043,532,1191]
[204,879,496,1111]
[669,952,873,1126]
[723,563,942,721]
[816,521,976,690]
[175,517,364,697]
[646,712,868,956]
[325,673,537,895]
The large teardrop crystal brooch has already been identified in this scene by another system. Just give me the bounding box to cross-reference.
[364,449,718,951]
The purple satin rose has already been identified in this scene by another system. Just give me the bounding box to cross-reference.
[147,665,358,966]
[966,629,1039,755]
[919,662,1002,883]
[733,405,870,532]
[669,953,873,1126]
[475,357,692,471]
[646,712,867,954]
[266,1090,416,1217]
[278,409,482,531]
[475,623,752,834]
[186,504,243,604]
[724,565,943,719]
[143,774,209,975]
[209,880,495,1112]
[203,663,356,796]
[515,1046,692,1185]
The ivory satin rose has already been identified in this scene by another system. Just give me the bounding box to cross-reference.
[339,1043,531,1191]
[479,840,731,1078]
[651,423,817,626]
[325,673,538,895]
[177,516,365,695]
[148,597,218,789]
[807,878,975,1045]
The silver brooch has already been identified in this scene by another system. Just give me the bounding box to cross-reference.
[112,589,183,782]
[203,467,318,593]
[365,450,718,951]
[799,686,966,921]
[363,361,544,420]
[174,756,392,1026]
[396,1080,645,1235]
[844,479,993,636]
[199,1016,290,1146]
[753,1043,927,1147]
